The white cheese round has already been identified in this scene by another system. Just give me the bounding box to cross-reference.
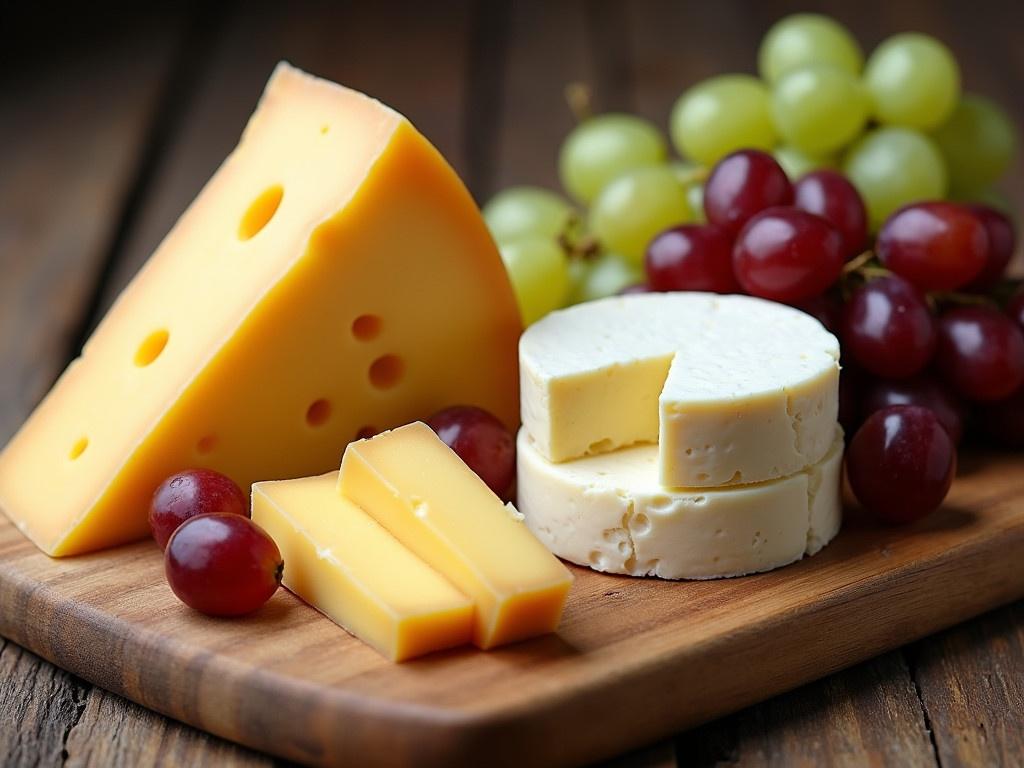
[520,292,841,487]
[517,427,844,580]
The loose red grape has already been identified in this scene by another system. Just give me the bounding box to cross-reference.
[846,405,956,524]
[792,292,843,335]
[645,224,739,294]
[841,276,936,379]
[703,150,793,235]
[876,202,988,291]
[732,207,844,302]
[1007,288,1024,335]
[165,514,282,616]
[966,206,1016,290]
[862,375,965,444]
[936,306,1024,401]
[975,386,1024,449]
[150,468,248,550]
[793,170,868,259]
[426,406,515,499]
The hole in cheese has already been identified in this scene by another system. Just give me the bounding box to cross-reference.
[355,425,378,440]
[238,184,283,241]
[369,355,403,390]
[69,437,88,461]
[351,314,382,341]
[306,399,331,427]
[196,435,218,454]
[134,330,169,367]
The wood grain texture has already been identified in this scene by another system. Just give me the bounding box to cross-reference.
[1,453,1022,767]
[910,602,1024,767]
[674,651,937,767]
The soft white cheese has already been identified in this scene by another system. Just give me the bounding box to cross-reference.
[520,292,840,487]
[517,427,843,580]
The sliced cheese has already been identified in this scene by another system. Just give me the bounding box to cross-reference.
[338,422,573,649]
[0,63,520,556]
[520,292,840,487]
[252,473,472,661]
[517,427,843,580]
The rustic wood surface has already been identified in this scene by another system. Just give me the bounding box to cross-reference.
[1,0,1022,766]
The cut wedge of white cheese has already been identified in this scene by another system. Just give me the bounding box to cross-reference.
[520,292,840,487]
[517,427,843,580]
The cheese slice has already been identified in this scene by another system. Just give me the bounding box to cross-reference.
[520,292,839,487]
[338,422,573,649]
[252,472,472,661]
[0,63,520,556]
[517,427,843,580]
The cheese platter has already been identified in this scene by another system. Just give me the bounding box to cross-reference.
[2,9,1024,767]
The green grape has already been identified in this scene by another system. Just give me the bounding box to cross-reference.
[499,238,569,325]
[483,186,574,245]
[671,161,708,224]
[864,33,960,130]
[670,75,777,165]
[843,127,947,229]
[932,94,1017,196]
[773,145,836,179]
[558,114,667,203]
[589,166,692,265]
[568,252,643,304]
[758,14,863,83]
[771,64,869,154]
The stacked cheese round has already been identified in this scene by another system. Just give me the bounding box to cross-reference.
[518,292,844,580]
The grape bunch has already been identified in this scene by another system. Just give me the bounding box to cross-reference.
[483,13,1021,524]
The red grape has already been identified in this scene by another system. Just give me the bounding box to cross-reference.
[165,514,282,616]
[846,405,956,524]
[876,202,988,291]
[793,170,868,259]
[645,224,739,294]
[976,386,1024,449]
[1007,288,1024,335]
[792,292,842,335]
[704,150,793,235]
[426,406,515,499]
[966,206,1015,290]
[150,469,248,550]
[862,375,965,444]
[841,276,936,379]
[936,307,1024,401]
[732,207,845,302]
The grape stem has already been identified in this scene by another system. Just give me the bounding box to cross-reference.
[565,82,593,123]
[841,250,877,275]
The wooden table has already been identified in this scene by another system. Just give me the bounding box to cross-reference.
[2,1,1022,765]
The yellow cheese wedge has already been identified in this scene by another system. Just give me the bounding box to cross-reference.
[252,472,473,661]
[339,422,573,649]
[0,63,520,556]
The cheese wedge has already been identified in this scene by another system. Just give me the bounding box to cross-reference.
[520,292,839,487]
[517,427,844,580]
[252,473,472,661]
[338,422,573,649]
[0,63,520,556]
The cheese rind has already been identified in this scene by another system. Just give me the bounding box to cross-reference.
[252,472,473,661]
[0,63,519,556]
[520,293,840,487]
[338,422,573,649]
[516,428,843,580]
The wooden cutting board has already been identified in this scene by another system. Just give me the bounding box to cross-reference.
[1,452,1022,768]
